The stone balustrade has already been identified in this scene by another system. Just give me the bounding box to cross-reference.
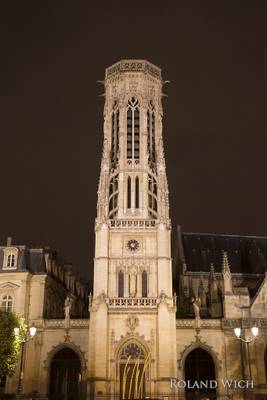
[109,219,157,228]
[108,297,158,308]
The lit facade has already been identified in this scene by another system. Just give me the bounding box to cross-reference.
[0,60,267,400]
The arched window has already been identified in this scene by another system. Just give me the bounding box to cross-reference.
[142,271,148,297]
[110,102,120,169]
[147,101,156,169]
[135,177,139,209]
[7,254,15,267]
[127,98,140,163]
[148,174,157,218]
[127,176,131,209]
[108,174,119,218]
[118,271,124,297]
[119,342,146,399]
[184,348,216,399]
[1,295,13,312]
[49,348,81,400]
[3,248,18,270]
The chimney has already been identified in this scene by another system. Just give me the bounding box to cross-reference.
[7,237,12,247]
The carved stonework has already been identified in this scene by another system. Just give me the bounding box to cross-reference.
[178,336,222,371]
[126,314,139,331]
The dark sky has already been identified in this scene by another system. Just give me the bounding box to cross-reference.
[1,1,267,279]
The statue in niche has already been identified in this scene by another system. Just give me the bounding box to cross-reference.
[129,271,137,297]
[64,294,74,320]
[192,296,201,320]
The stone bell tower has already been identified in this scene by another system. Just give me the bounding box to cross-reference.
[88,60,176,399]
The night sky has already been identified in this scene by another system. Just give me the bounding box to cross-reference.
[1,1,267,279]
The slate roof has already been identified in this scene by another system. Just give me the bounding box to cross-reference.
[181,232,267,274]
[0,246,47,273]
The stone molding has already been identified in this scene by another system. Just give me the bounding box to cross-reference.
[43,319,89,328]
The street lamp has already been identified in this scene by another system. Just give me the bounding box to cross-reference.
[234,325,259,342]
[14,323,37,394]
[234,325,259,383]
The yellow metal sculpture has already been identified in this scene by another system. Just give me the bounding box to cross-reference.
[121,351,151,399]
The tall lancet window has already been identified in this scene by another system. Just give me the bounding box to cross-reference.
[109,173,119,218]
[142,271,148,297]
[135,176,139,209]
[148,174,157,218]
[118,271,124,297]
[127,98,140,163]
[147,101,156,170]
[110,102,120,169]
[127,176,131,209]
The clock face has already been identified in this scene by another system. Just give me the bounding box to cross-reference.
[127,239,139,252]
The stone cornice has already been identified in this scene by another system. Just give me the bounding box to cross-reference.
[105,60,161,80]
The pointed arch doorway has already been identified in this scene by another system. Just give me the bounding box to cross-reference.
[118,342,148,400]
[184,348,217,400]
[49,347,82,400]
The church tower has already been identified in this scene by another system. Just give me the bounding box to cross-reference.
[88,60,176,399]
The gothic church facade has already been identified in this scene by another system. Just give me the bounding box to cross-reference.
[0,60,267,400]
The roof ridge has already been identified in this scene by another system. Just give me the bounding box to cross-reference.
[182,232,267,240]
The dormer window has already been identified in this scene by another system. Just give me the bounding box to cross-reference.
[7,254,15,267]
[3,247,18,270]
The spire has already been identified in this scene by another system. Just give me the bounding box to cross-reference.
[222,251,231,274]
[209,263,219,303]
[222,251,233,294]
[209,263,216,281]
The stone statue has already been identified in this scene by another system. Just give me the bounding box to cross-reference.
[129,271,137,297]
[192,296,201,320]
[64,295,73,320]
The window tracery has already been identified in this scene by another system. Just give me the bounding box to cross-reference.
[110,102,120,169]
[119,342,145,360]
[118,271,124,298]
[147,101,156,170]
[142,271,148,298]
[127,176,131,209]
[109,173,119,218]
[148,174,157,218]
[127,98,140,164]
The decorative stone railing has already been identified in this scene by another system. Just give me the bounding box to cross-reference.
[109,219,157,229]
[108,297,158,308]
[222,318,267,329]
[44,319,89,328]
[176,319,221,329]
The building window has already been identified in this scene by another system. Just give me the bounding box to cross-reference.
[127,176,131,209]
[147,102,156,169]
[118,271,124,297]
[148,174,157,218]
[135,177,139,209]
[142,271,148,297]
[108,173,119,219]
[7,254,15,267]
[110,102,120,169]
[3,248,18,270]
[127,98,140,163]
[1,295,13,312]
